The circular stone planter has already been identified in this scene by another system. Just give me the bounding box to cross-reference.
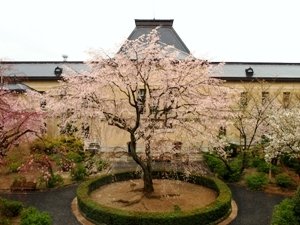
[77,171,232,225]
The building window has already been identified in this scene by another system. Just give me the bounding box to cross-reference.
[283,92,290,108]
[262,91,269,104]
[219,126,227,137]
[40,99,46,110]
[138,89,146,100]
[82,96,88,108]
[240,92,248,107]
[150,104,158,114]
[240,131,246,142]
[137,88,146,113]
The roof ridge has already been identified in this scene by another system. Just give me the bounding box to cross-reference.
[135,19,173,27]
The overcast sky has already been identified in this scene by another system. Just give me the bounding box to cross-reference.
[1,0,299,62]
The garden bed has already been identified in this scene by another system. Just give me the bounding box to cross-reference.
[77,171,232,225]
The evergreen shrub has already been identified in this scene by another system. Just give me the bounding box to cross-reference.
[71,163,87,181]
[245,173,268,190]
[275,173,295,188]
[0,197,23,217]
[20,207,52,225]
[271,199,298,225]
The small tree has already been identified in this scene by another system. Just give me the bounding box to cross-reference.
[229,81,280,171]
[0,89,44,157]
[45,29,231,194]
[265,107,300,166]
[205,81,281,177]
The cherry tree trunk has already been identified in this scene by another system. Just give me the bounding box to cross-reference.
[143,167,154,194]
[143,141,154,194]
[129,136,154,194]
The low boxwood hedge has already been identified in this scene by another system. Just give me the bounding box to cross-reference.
[77,171,232,225]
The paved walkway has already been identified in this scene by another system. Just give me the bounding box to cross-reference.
[229,184,284,225]
[0,183,285,225]
[0,184,81,225]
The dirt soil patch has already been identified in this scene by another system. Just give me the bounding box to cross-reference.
[90,179,217,212]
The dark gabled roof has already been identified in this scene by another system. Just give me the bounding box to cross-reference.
[127,19,190,58]
[1,19,300,82]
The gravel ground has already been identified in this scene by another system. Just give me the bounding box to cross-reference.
[0,182,286,225]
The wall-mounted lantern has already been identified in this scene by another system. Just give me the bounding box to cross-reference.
[54,66,63,76]
[245,67,254,77]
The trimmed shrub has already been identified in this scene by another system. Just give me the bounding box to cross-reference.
[257,160,280,174]
[51,155,72,172]
[47,174,63,188]
[97,159,109,172]
[71,163,87,181]
[203,153,242,182]
[77,172,232,225]
[66,151,83,163]
[281,155,300,175]
[20,207,52,225]
[30,135,83,155]
[8,162,21,173]
[57,135,84,152]
[227,157,243,182]
[271,198,298,225]
[0,197,23,217]
[294,187,300,223]
[250,157,264,168]
[272,187,300,225]
[30,137,60,154]
[275,173,295,188]
[203,153,229,178]
[246,173,268,190]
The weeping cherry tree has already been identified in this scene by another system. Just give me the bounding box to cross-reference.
[44,29,231,194]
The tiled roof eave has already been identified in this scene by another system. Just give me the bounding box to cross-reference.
[214,76,300,82]
[3,76,62,81]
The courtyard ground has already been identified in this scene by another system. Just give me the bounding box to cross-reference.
[0,148,291,224]
[0,181,285,225]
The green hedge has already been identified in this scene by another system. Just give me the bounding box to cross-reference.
[20,207,52,225]
[0,197,24,217]
[77,171,232,225]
